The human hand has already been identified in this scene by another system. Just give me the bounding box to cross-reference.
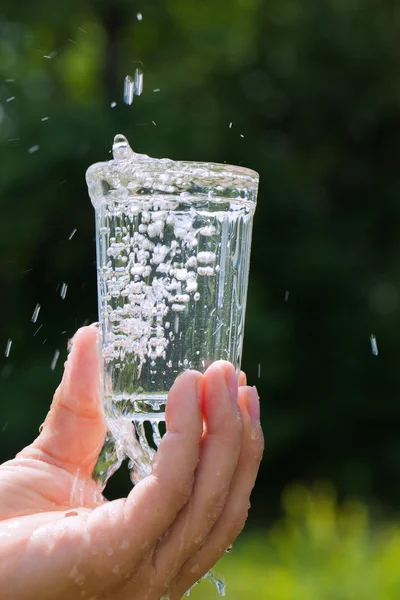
[0,326,263,600]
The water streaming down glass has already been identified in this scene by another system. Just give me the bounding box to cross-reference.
[86,134,258,488]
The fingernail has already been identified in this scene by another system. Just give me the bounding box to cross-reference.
[225,365,238,403]
[247,386,260,424]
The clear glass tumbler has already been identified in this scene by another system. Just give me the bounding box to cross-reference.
[86,134,259,484]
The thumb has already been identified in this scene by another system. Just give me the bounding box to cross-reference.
[19,325,107,478]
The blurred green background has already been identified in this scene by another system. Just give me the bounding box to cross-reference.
[2,0,400,596]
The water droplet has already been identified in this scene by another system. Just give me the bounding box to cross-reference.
[60,282,68,299]
[69,228,77,240]
[284,290,289,302]
[106,547,114,556]
[6,97,15,103]
[134,68,144,96]
[225,544,233,553]
[240,134,244,138]
[51,350,60,370]
[194,292,200,301]
[5,339,12,358]
[112,134,134,161]
[153,88,160,92]
[257,363,261,378]
[41,117,49,122]
[28,145,40,154]
[110,101,117,108]
[112,564,120,574]
[124,75,134,105]
[370,334,378,356]
[31,303,41,323]
[137,12,143,20]
[229,122,233,128]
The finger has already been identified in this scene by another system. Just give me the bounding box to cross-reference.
[19,326,107,478]
[170,385,263,598]
[84,370,204,574]
[239,370,247,387]
[154,361,243,578]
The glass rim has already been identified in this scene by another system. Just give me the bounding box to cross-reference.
[86,134,259,208]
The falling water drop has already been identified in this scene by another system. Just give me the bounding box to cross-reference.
[51,350,60,370]
[31,303,41,323]
[5,339,12,358]
[124,75,134,105]
[60,282,68,299]
[134,68,144,96]
[370,334,378,356]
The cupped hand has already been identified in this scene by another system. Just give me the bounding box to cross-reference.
[0,326,263,600]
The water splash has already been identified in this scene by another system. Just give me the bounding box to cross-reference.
[184,570,226,597]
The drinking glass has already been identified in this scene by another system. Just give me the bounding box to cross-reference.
[86,134,259,485]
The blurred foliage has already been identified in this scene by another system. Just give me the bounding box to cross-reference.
[191,483,400,599]
[1,0,400,523]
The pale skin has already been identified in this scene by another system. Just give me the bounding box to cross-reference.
[0,326,264,600]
